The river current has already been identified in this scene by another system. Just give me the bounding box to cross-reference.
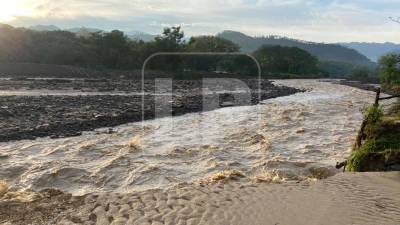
[0,80,376,195]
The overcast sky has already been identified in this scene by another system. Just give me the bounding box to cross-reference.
[2,0,400,43]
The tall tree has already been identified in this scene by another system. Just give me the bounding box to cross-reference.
[379,53,400,94]
[89,30,132,69]
[146,26,185,71]
[185,36,240,72]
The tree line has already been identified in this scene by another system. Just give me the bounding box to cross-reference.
[0,24,326,78]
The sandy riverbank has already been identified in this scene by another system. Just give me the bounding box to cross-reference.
[1,172,399,225]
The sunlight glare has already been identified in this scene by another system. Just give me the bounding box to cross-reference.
[0,0,36,22]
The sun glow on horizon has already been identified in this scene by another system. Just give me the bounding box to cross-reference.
[0,0,37,22]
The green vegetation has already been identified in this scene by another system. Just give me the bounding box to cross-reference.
[253,45,323,78]
[217,30,377,78]
[349,66,379,83]
[317,61,379,83]
[218,30,373,65]
[0,24,382,80]
[347,112,400,172]
[0,24,350,79]
[317,61,357,78]
[365,105,384,124]
[185,35,240,72]
[379,53,400,94]
[348,53,400,172]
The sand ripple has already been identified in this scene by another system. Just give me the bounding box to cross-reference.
[2,172,397,225]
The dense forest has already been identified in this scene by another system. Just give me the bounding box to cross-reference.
[218,30,377,78]
[0,24,374,80]
[218,30,374,65]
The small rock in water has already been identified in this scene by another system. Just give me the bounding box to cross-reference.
[50,135,60,139]
[220,101,234,107]
[36,123,50,129]
[93,113,105,119]
[107,128,115,134]
[295,128,306,134]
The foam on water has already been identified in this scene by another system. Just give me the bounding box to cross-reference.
[0,80,376,195]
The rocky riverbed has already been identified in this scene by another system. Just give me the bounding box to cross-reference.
[0,78,300,142]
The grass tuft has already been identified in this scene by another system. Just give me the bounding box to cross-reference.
[365,105,383,124]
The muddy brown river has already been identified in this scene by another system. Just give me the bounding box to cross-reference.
[0,80,376,195]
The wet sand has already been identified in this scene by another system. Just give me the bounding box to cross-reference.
[1,172,400,225]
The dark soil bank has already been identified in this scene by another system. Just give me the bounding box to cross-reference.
[327,80,380,92]
[0,79,301,142]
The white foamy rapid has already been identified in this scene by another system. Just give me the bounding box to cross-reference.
[0,80,376,195]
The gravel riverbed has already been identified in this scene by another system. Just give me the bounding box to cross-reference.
[0,78,300,142]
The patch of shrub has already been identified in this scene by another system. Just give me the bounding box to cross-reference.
[365,105,383,124]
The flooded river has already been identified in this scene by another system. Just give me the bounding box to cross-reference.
[0,80,376,195]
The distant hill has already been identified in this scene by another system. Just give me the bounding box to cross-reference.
[27,25,101,37]
[27,25,155,41]
[218,30,375,67]
[67,27,103,37]
[127,31,157,42]
[29,25,60,31]
[340,42,400,62]
[1,24,382,78]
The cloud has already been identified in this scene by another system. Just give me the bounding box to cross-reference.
[6,0,400,43]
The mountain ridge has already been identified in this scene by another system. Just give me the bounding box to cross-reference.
[25,24,157,42]
[339,42,400,62]
[11,24,388,68]
[217,30,375,67]
[29,25,60,31]
[127,31,157,42]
